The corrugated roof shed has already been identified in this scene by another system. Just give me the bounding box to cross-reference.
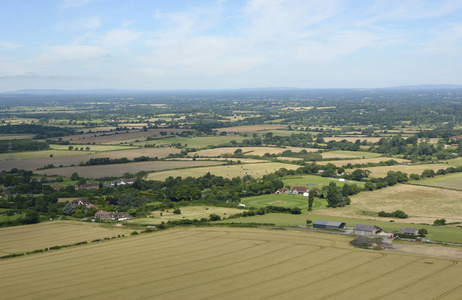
[353,224,374,232]
[400,227,418,235]
[313,220,346,230]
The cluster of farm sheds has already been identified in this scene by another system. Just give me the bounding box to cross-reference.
[312,220,419,237]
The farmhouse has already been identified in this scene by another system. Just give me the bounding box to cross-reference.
[400,227,418,235]
[313,220,346,230]
[111,178,136,187]
[291,186,308,195]
[353,224,383,235]
[94,210,130,221]
[95,210,111,220]
[275,188,289,194]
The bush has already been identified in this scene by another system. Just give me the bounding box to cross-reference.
[306,220,312,225]
[173,208,181,214]
[433,219,446,226]
[291,207,302,214]
[209,214,221,221]
[418,228,428,237]
[378,210,408,219]
[130,231,139,235]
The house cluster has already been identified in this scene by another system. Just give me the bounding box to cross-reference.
[312,219,419,238]
[275,185,308,195]
[70,198,98,210]
[53,178,136,191]
[94,210,130,221]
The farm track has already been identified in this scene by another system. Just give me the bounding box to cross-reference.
[432,281,462,300]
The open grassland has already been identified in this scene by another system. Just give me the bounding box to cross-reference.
[443,157,462,166]
[138,135,247,148]
[36,160,226,178]
[317,184,462,224]
[214,124,287,132]
[0,221,130,256]
[0,149,99,162]
[0,148,180,171]
[146,162,299,181]
[319,157,411,166]
[127,206,247,225]
[323,136,385,143]
[218,213,462,244]
[283,174,365,189]
[50,144,136,152]
[1,227,461,299]
[240,194,327,211]
[366,163,450,178]
[414,173,462,191]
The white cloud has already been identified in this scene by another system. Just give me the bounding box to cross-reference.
[419,23,462,55]
[97,29,143,48]
[0,41,21,50]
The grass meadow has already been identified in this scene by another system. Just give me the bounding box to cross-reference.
[283,174,365,189]
[366,163,450,178]
[413,173,462,191]
[1,227,461,299]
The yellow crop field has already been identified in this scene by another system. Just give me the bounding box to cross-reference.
[318,184,462,224]
[146,162,299,180]
[0,221,130,256]
[1,227,461,299]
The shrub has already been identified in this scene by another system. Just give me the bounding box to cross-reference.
[173,208,181,214]
[130,231,139,235]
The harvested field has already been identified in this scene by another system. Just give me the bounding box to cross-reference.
[323,136,384,143]
[140,135,247,148]
[214,125,287,132]
[36,160,226,178]
[317,184,462,224]
[0,148,180,171]
[0,221,130,256]
[283,174,364,189]
[241,194,327,211]
[146,162,298,181]
[127,206,247,225]
[1,227,462,299]
[322,150,383,159]
[366,163,450,178]
[0,134,35,140]
[414,173,462,191]
[319,157,411,167]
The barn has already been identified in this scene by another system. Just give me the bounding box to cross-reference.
[353,224,382,235]
[312,220,346,230]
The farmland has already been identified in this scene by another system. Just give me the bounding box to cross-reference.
[317,184,462,224]
[0,221,130,256]
[414,173,462,191]
[36,160,226,178]
[146,162,299,181]
[240,194,327,211]
[1,227,461,299]
[214,124,287,132]
[192,146,319,157]
[365,163,450,178]
[283,174,364,189]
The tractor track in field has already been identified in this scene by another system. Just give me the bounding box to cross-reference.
[373,260,459,300]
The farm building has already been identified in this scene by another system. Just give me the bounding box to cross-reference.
[94,210,130,221]
[353,224,383,235]
[275,188,289,194]
[400,227,418,235]
[312,220,346,230]
[291,186,308,194]
[95,210,111,220]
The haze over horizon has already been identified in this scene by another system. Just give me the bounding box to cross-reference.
[1,0,462,92]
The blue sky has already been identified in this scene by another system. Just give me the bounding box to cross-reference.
[1,0,462,91]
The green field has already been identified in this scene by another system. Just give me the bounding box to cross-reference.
[415,173,462,191]
[283,174,364,189]
[322,150,383,159]
[1,227,461,299]
[0,221,131,256]
[240,194,327,211]
[135,135,247,148]
[50,144,137,152]
[218,212,462,243]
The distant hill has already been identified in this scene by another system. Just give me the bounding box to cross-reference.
[379,84,462,90]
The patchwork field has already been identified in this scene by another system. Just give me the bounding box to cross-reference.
[317,184,462,224]
[0,147,180,171]
[414,173,462,191]
[137,135,247,148]
[283,174,364,189]
[1,227,461,299]
[319,157,410,167]
[0,134,35,140]
[321,150,383,159]
[36,160,226,178]
[127,206,247,225]
[146,162,299,181]
[0,221,130,256]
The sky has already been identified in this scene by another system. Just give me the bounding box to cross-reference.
[1,0,462,91]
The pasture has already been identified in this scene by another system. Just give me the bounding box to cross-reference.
[322,150,383,159]
[414,173,462,191]
[1,227,461,299]
[127,206,247,225]
[0,134,35,140]
[0,221,130,256]
[146,162,299,181]
[36,160,226,178]
[317,184,462,224]
[192,147,318,157]
[240,194,327,211]
[138,135,247,148]
[214,124,287,132]
[319,157,410,167]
